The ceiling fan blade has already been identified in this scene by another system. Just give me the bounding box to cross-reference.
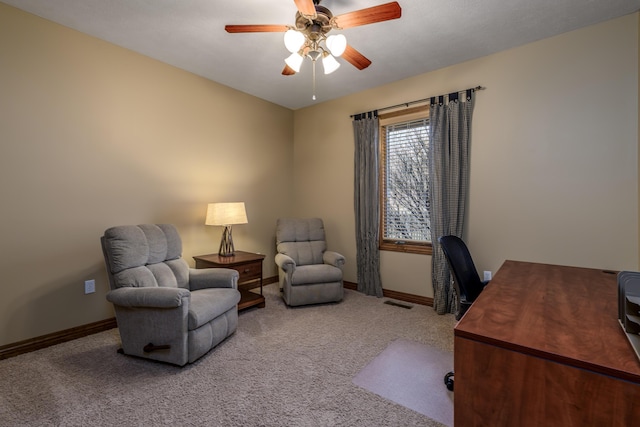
[342,45,372,70]
[334,2,402,29]
[225,25,289,33]
[293,0,316,16]
[282,64,296,76]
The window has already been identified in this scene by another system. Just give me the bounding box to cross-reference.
[379,106,432,255]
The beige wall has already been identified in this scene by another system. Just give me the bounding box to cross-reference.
[0,4,293,346]
[293,13,639,298]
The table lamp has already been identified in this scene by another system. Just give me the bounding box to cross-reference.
[205,202,248,257]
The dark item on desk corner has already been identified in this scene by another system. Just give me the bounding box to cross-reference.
[617,271,640,362]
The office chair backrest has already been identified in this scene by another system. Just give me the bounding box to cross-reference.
[439,235,487,389]
[438,235,485,311]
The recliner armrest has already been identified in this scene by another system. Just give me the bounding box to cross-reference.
[189,268,239,291]
[323,251,345,269]
[106,287,190,308]
[275,253,296,272]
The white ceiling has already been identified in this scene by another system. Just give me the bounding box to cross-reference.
[4,0,640,110]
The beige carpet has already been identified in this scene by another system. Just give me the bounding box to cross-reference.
[0,284,455,426]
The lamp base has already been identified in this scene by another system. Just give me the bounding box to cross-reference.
[218,225,235,257]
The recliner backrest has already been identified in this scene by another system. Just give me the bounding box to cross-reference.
[438,235,484,304]
[276,218,327,266]
[101,224,189,290]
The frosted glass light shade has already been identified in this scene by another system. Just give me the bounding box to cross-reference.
[326,34,347,57]
[284,29,305,53]
[205,202,248,226]
[285,52,304,72]
[322,54,340,74]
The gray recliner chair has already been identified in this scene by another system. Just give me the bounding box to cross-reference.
[101,224,241,366]
[275,218,345,307]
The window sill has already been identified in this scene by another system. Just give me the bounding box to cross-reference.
[379,242,432,255]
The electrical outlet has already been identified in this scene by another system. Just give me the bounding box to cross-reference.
[84,279,96,294]
[483,271,492,281]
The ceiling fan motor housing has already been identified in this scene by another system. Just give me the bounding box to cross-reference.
[295,5,334,39]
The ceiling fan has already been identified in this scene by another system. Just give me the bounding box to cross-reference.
[225,0,402,77]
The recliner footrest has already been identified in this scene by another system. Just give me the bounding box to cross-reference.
[143,343,171,352]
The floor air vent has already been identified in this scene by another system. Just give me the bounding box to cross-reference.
[384,300,413,309]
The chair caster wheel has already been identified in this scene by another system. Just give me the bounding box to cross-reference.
[444,371,454,391]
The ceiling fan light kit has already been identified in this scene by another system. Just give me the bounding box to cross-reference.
[326,34,347,57]
[322,52,341,74]
[284,29,306,53]
[226,0,401,99]
[281,4,349,77]
[283,30,346,75]
[285,51,304,73]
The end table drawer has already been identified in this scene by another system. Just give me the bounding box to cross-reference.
[192,251,265,311]
[235,263,262,283]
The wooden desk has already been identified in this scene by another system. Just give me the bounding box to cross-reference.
[193,251,265,311]
[454,260,640,426]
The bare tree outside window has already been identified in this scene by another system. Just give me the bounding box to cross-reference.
[380,115,431,254]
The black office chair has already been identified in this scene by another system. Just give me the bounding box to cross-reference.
[438,235,490,391]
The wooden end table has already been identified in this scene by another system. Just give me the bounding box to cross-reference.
[193,251,266,311]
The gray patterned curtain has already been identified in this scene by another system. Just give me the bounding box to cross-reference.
[428,90,476,314]
[353,112,383,297]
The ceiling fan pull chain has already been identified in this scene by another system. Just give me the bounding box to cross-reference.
[312,60,317,101]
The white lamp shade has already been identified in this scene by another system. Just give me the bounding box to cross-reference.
[205,202,248,226]
[285,52,304,73]
[322,54,340,74]
[284,29,305,53]
[326,34,347,57]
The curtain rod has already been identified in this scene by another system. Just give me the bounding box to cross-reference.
[350,85,485,118]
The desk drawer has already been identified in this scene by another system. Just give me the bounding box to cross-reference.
[234,262,262,283]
